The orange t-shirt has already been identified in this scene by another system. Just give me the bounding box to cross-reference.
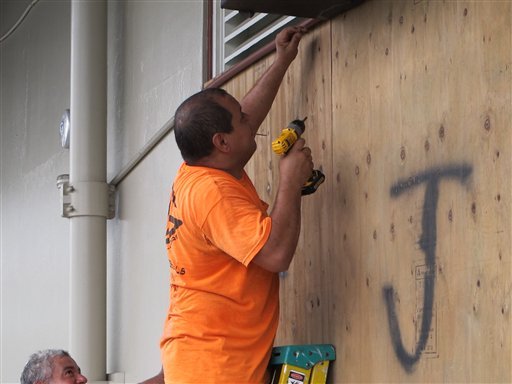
[160,163,279,384]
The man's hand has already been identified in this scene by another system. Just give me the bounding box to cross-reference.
[275,26,307,65]
[278,138,314,191]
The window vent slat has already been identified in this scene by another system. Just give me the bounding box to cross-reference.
[224,16,297,67]
[214,4,306,75]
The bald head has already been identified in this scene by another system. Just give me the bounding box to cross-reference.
[174,88,234,164]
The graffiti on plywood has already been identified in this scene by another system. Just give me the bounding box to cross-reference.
[383,164,472,373]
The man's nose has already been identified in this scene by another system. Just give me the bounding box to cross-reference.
[76,373,88,383]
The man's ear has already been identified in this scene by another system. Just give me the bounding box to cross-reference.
[212,132,230,153]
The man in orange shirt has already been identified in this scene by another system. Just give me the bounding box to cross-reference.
[161,26,314,384]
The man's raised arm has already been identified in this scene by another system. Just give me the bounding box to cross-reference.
[240,26,306,134]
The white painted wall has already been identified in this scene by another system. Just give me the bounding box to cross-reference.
[1,1,71,381]
[1,0,204,382]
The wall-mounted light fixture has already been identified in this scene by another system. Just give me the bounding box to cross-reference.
[59,109,70,149]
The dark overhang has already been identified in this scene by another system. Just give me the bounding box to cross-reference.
[220,0,365,20]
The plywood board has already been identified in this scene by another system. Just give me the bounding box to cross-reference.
[331,0,511,382]
[223,0,511,382]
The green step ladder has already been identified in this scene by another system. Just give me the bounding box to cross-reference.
[269,344,336,384]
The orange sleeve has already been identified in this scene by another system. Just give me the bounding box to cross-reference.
[201,184,272,267]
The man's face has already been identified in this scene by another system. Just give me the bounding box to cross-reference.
[216,94,257,166]
[49,355,87,384]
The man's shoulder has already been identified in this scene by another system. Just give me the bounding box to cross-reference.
[179,164,244,187]
[174,165,232,202]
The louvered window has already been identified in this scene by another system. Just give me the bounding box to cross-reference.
[212,2,305,76]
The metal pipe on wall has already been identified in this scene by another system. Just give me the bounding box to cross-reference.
[70,0,107,380]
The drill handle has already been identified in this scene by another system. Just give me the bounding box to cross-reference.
[301,169,325,196]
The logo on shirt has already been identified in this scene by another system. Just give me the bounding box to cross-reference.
[165,186,183,246]
[166,214,183,245]
[169,259,186,275]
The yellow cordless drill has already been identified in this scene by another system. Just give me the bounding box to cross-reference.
[272,117,325,196]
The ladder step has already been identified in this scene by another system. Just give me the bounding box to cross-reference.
[269,344,336,384]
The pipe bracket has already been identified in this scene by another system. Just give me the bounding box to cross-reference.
[57,174,116,219]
